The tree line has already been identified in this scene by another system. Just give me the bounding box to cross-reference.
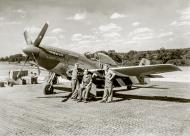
[0,54,28,63]
[96,48,190,66]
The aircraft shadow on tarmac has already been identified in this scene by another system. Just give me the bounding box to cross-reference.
[37,92,100,102]
[131,85,169,90]
[113,93,190,103]
[37,94,71,99]
[37,92,190,103]
[114,85,169,93]
[36,85,190,103]
[113,85,190,103]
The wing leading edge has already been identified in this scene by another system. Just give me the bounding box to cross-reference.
[111,64,181,76]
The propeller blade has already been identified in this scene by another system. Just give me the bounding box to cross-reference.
[24,31,32,45]
[24,56,30,64]
[33,22,49,47]
[32,53,40,75]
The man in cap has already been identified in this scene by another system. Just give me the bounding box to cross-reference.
[100,64,115,103]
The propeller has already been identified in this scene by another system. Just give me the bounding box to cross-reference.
[23,22,48,47]
[19,22,49,78]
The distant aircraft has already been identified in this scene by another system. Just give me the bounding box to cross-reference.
[22,22,181,95]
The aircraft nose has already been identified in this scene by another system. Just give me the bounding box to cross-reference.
[23,46,39,56]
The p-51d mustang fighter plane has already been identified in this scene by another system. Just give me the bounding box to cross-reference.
[22,22,181,95]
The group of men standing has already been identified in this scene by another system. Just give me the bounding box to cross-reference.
[70,63,115,103]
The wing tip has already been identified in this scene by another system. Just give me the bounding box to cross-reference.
[171,64,182,71]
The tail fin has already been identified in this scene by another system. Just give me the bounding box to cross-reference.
[139,58,150,66]
[97,53,117,67]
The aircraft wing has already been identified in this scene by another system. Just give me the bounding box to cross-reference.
[90,64,181,77]
[110,64,181,76]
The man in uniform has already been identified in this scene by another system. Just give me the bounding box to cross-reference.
[77,69,92,103]
[100,64,115,103]
[70,63,80,99]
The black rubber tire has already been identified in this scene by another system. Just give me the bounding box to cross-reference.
[44,84,54,95]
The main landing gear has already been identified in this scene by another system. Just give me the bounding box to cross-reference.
[43,73,57,95]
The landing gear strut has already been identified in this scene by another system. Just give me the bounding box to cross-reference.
[43,73,57,95]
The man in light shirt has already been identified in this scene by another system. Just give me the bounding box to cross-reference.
[100,64,115,103]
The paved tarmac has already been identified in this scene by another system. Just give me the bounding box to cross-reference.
[0,81,190,136]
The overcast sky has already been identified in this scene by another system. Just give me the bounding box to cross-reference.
[0,0,190,56]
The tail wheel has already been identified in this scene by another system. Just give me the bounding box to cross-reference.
[44,84,54,95]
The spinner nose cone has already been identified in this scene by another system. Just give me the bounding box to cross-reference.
[23,47,31,55]
[23,46,39,56]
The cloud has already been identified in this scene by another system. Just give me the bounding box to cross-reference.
[98,23,122,32]
[0,16,21,25]
[125,40,138,45]
[0,17,5,21]
[71,33,96,41]
[78,40,92,44]
[43,36,59,47]
[14,9,26,14]
[170,7,190,26]
[51,28,63,34]
[129,27,152,36]
[171,20,190,26]
[71,33,83,41]
[103,32,120,38]
[132,33,153,41]
[67,13,86,20]
[13,9,26,18]
[59,34,65,39]
[132,22,140,27]
[110,13,126,19]
[157,32,173,38]
[4,21,22,25]
[128,27,154,41]
[44,36,59,43]
[0,17,22,26]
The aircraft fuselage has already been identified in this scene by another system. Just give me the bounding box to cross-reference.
[24,45,100,76]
